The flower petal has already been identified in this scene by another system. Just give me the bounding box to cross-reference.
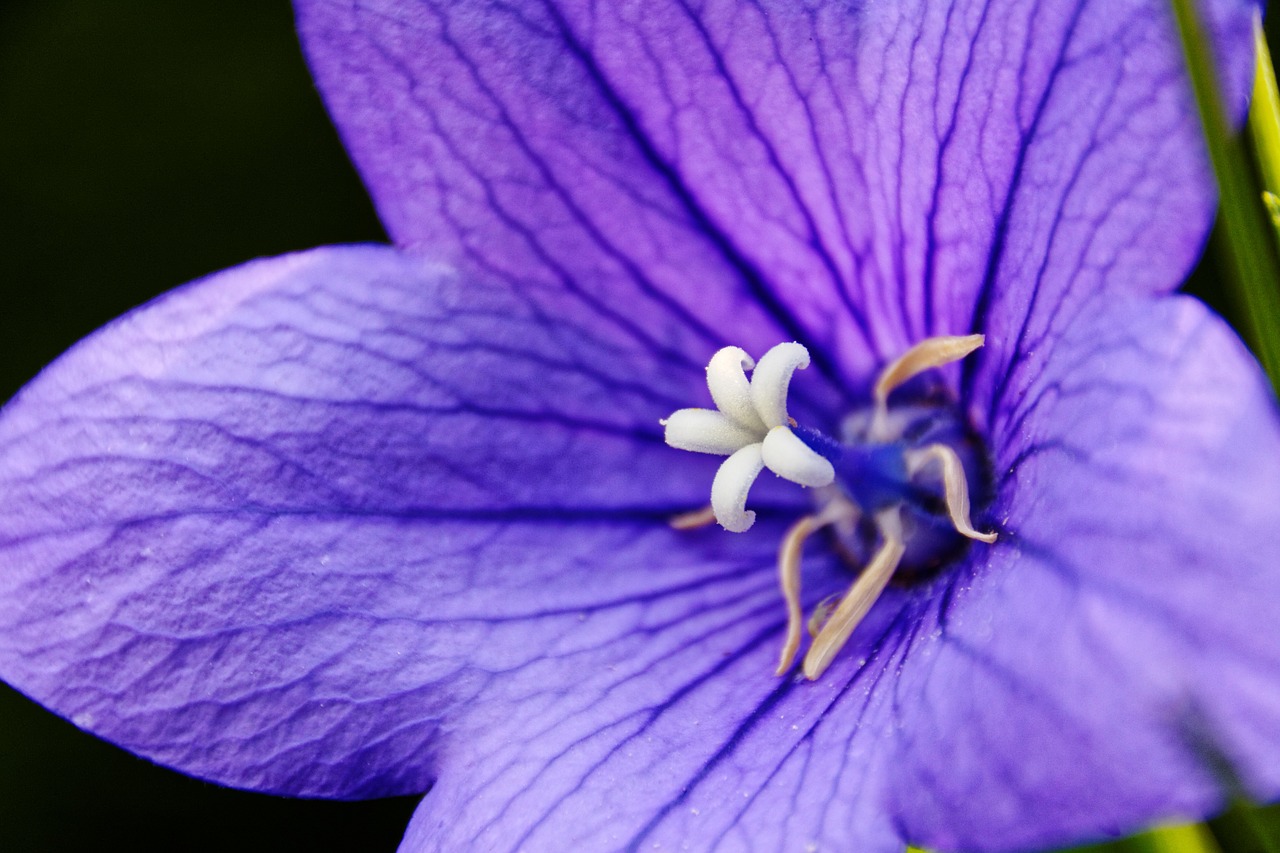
[297,0,1253,386]
[392,559,917,853]
[1,246,908,853]
[0,245,814,798]
[964,0,1255,430]
[888,297,1280,850]
[380,297,1280,853]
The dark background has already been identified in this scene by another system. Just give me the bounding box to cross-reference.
[0,2,1273,851]
[0,2,414,850]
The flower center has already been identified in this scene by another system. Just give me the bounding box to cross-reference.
[661,336,996,680]
[825,398,993,584]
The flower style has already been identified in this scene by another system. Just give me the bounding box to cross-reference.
[2,1,1280,851]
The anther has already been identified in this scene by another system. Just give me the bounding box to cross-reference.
[869,334,984,442]
[904,444,997,543]
[668,505,717,530]
[774,499,859,675]
[803,508,906,680]
[807,595,841,638]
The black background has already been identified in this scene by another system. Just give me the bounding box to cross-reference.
[0,2,414,850]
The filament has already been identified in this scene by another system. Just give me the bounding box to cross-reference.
[802,509,906,680]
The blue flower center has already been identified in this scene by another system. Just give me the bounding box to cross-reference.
[796,396,992,584]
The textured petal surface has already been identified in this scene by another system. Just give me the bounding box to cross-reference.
[0,245,816,797]
[297,0,1252,392]
[2,0,1271,850]
[892,297,1280,851]
[391,297,1280,853]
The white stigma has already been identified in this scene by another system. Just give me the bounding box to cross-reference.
[662,342,834,532]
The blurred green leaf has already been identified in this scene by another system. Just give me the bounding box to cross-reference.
[1249,18,1280,202]
[1170,0,1280,390]
[1209,800,1280,853]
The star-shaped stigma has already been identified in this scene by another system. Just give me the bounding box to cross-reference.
[660,343,835,533]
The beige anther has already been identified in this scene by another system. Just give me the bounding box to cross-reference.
[806,595,841,638]
[802,509,906,680]
[869,334,984,441]
[668,505,718,530]
[774,500,859,675]
[904,444,997,543]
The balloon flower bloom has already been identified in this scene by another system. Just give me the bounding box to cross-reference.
[1,1,1278,850]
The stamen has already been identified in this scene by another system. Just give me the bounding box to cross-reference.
[904,444,998,543]
[662,408,760,455]
[773,500,858,675]
[706,347,767,432]
[869,334,984,441]
[807,595,841,638]
[750,342,810,429]
[803,509,906,680]
[775,515,820,675]
[760,425,835,488]
[710,443,767,532]
[668,505,717,530]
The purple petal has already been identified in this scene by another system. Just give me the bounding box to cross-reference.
[893,296,1280,850]
[296,0,1253,390]
[389,297,1280,853]
[1,1,1271,849]
[0,245,814,797]
[393,561,918,853]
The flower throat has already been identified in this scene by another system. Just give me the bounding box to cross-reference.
[661,336,996,681]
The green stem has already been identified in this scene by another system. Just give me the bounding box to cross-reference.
[1170,0,1280,390]
[1248,18,1280,203]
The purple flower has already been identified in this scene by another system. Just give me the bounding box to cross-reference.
[1,0,1278,850]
